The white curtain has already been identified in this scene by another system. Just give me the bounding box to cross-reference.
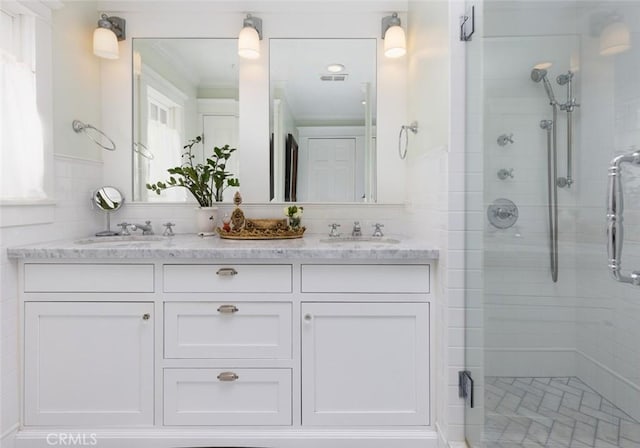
[0,51,45,200]
[146,120,185,202]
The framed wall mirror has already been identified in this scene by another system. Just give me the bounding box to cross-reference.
[132,38,239,202]
[269,38,377,203]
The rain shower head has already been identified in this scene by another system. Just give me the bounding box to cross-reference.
[531,68,557,105]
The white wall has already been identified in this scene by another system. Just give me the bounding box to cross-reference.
[0,3,104,445]
[407,1,468,445]
[52,1,103,162]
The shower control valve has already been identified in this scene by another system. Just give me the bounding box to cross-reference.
[497,133,514,146]
[497,168,514,180]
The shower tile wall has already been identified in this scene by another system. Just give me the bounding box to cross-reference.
[483,35,580,377]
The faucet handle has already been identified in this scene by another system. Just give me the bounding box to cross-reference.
[372,223,385,237]
[328,223,341,237]
[163,222,175,236]
[117,222,130,235]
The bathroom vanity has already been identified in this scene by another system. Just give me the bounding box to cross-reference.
[8,235,438,448]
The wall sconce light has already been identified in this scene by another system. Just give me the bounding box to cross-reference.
[599,15,630,56]
[93,13,126,60]
[382,12,406,58]
[238,14,263,59]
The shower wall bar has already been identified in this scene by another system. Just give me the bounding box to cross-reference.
[558,71,579,188]
[607,150,640,286]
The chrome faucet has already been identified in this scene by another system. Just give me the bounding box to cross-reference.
[117,222,130,235]
[328,223,341,237]
[372,223,384,237]
[130,221,154,235]
[351,221,362,237]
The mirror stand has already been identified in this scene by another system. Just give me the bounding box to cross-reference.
[93,186,125,237]
[96,212,119,237]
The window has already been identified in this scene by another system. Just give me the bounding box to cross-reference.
[0,6,45,200]
[144,86,185,201]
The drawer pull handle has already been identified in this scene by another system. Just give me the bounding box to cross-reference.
[217,304,239,314]
[217,371,239,382]
[142,313,151,320]
[216,267,238,276]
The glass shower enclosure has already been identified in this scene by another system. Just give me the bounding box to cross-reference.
[464,1,640,447]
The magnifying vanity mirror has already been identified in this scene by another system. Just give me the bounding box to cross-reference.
[93,186,124,236]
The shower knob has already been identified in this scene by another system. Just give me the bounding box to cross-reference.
[497,168,514,180]
[497,133,514,146]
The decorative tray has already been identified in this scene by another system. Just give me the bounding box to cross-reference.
[216,227,306,240]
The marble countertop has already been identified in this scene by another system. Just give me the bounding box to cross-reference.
[6,234,439,260]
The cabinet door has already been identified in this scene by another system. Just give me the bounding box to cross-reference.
[301,302,429,426]
[24,302,154,426]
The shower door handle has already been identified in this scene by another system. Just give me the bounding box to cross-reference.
[607,150,640,286]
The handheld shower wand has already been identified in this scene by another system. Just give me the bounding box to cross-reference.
[531,68,557,105]
[532,67,560,282]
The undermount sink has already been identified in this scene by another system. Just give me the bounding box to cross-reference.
[319,236,400,244]
[74,235,165,245]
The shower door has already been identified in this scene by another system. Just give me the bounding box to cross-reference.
[464,1,640,447]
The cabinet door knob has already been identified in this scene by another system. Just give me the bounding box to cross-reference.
[142,313,151,320]
[217,304,239,314]
[216,267,238,276]
[304,314,312,323]
[217,371,239,381]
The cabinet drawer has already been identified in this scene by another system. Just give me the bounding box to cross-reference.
[164,368,291,426]
[301,264,430,293]
[24,263,154,293]
[163,264,292,293]
[164,302,291,359]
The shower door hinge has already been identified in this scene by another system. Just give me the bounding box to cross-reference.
[458,370,475,408]
[460,5,475,41]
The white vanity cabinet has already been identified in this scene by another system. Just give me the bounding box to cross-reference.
[11,250,436,448]
[300,263,431,427]
[161,263,294,427]
[301,302,429,426]
[24,301,154,426]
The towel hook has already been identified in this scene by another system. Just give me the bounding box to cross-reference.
[398,121,418,159]
[72,120,116,151]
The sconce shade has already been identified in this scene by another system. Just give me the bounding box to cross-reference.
[93,27,119,59]
[238,26,260,59]
[600,20,631,56]
[384,25,406,58]
[238,14,262,59]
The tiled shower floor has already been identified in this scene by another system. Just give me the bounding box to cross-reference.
[485,377,640,448]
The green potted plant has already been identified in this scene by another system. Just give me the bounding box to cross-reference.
[146,135,239,232]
